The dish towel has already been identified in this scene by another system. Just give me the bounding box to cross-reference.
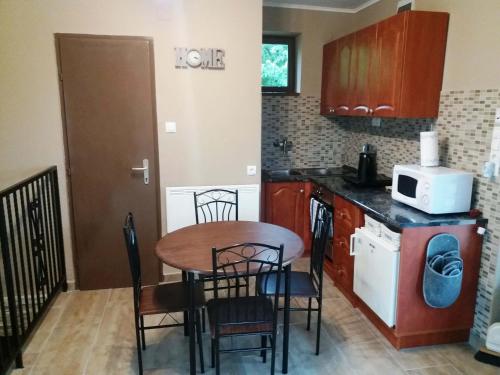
[310,197,333,236]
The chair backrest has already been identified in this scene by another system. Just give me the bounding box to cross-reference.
[123,213,141,303]
[211,243,284,328]
[309,203,332,293]
[193,189,238,224]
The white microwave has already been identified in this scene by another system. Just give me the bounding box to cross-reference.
[391,165,473,214]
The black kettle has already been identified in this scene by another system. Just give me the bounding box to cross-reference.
[357,144,377,184]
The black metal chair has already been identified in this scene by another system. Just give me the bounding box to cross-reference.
[193,189,239,224]
[257,203,332,355]
[122,213,206,375]
[207,243,284,375]
[194,189,239,331]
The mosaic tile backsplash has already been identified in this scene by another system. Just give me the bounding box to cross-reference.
[262,89,500,342]
[261,95,344,170]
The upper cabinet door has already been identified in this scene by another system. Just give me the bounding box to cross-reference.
[372,14,406,118]
[349,25,378,117]
[332,34,354,115]
[320,41,337,115]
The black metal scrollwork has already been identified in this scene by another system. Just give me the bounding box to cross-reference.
[28,199,47,290]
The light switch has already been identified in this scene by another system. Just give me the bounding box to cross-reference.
[165,121,176,133]
[247,165,257,176]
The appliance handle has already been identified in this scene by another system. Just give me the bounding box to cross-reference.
[350,232,357,256]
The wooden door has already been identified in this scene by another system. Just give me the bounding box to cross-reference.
[372,14,406,117]
[264,182,305,240]
[56,34,160,290]
[331,35,354,116]
[320,41,337,115]
[349,25,377,117]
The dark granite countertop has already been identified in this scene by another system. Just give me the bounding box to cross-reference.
[262,169,487,231]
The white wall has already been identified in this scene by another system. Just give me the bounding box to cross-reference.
[0,0,263,285]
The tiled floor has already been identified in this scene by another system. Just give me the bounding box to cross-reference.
[10,259,499,374]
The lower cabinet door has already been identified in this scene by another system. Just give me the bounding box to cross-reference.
[333,227,354,292]
[264,182,305,240]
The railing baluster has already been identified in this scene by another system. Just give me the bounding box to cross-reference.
[5,195,26,335]
[46,176,59,288]
[27,182,42,313]
[20,185,37,320]
[36,177,51,298]
[41,176,55,291]
[0,196,22,371]
[51,169,67,289]
[13,191,31,331]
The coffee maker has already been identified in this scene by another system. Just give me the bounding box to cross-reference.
[357,144,377,184]
[343,143,391,187]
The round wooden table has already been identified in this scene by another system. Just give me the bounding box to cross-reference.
[155,221,304,375]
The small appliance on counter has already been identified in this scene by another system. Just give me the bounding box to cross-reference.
[392,164,473,214]
[343,144,392,187]
[391,130,474,214]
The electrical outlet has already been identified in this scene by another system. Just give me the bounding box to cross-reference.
[246,165,257,176]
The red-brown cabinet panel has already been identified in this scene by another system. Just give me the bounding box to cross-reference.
[350,24,378,117]
[264,182,306,246]
[371,14,406,117]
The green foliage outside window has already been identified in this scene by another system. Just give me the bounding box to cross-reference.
[261,44,289,87]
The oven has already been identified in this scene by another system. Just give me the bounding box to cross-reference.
[310,191,334,260]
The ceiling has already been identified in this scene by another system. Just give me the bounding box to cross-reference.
[263,0,380,13]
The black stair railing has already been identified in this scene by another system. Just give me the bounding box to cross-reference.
[0,166,67,374]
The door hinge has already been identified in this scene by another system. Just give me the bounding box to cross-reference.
[58,72,63,82]
[66,167,71,176]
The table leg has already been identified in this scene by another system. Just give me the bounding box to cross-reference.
[182,271,189,336]
[282,264,291,374]
[188,272,196,375]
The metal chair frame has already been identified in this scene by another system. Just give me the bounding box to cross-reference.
[193,189,242,332]
[209,242,284,375]
[123,213,205,375]
[258,203,332,355]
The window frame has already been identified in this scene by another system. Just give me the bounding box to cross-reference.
[261,35,296,95]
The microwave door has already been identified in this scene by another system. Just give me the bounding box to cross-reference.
[397,175,418,198]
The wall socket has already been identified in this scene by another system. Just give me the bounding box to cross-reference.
[246,165,257,176]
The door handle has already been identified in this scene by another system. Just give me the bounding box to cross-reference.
[131,159,149,184]
[350,233,356,256]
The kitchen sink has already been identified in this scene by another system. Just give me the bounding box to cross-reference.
[265,169,303,177]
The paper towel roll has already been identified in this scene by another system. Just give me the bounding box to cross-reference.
[420,131,439,167]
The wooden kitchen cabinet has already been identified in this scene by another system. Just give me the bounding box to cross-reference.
[264,182,311,253]
[320,11,449,118]
[349,24,377,117]
[320,35,353,116]
[329,195,364,305]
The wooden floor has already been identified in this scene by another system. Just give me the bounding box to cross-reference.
[9,259,499,375]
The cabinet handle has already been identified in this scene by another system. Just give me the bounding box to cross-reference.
[329,108,335,113]
[339,211,346,219]
[336,105,349,112]
[353,105,369,113]
[374,105,394,113]
[300,189,304,193]
[369,108,374,114]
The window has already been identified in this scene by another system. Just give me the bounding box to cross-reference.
[261,35,296,94]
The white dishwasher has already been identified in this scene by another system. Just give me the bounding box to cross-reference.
[351,216,401,327]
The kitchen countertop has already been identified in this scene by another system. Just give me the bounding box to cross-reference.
[262,168,487,231]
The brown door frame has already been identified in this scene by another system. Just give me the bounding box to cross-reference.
[54,33,162,289]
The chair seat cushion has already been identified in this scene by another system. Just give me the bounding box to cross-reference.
[207,296,274,337]
[258,271,318,298]
[140,281,205,315]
